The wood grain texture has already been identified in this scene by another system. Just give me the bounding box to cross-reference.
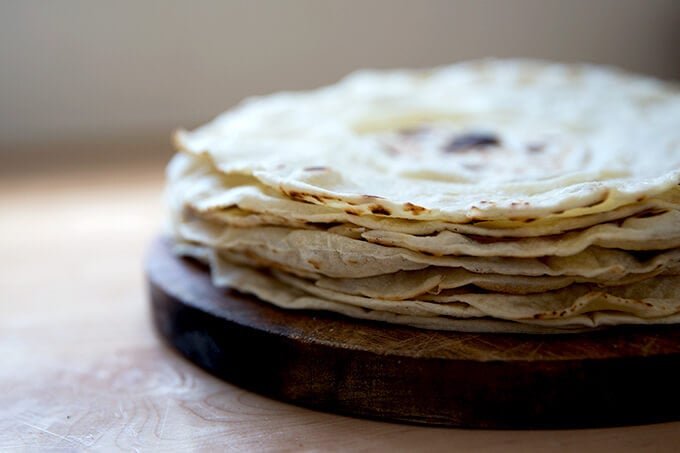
[3,162,680,451]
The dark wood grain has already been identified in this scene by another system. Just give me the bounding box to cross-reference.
[147,237,680,429]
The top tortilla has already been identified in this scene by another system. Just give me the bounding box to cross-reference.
[174,59,680,222]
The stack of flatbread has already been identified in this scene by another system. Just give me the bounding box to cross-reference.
[165,60,680,333]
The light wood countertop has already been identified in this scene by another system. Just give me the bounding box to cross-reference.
[2,162,679,452]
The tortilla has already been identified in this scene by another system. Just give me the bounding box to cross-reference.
[174,59,680,222]
[167,151,680,237]
[174,219,680,279]
[174,242,680,334]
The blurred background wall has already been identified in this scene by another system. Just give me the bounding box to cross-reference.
[1,0,679,167]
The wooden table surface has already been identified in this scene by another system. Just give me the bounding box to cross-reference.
[2,161,680,452]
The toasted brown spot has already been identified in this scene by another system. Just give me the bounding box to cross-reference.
[344,208,360,216]
[284,190,306,201]
[404,202,427,215]
[369,204,391,216]
[636,195,647,202]
[280,186,344,205]
[444,132,501,152]
[307,259,322,270]
[523,218,537,223]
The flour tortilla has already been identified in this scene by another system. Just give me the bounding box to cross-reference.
[174,218,680,279]
[359,209,680,257]
[272,269,680,321]
[167,151,680,237]
[310,265,679,298]
[174,242,680,334]
[174,198,680,259]
[174,59,680,223]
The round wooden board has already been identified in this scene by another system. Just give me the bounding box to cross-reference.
[147,238,680,429]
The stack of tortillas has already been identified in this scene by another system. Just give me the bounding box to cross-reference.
[165,59,680,333]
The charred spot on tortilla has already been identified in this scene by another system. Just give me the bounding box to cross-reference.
[443,132,501,152]
[369,205,391,216]
[403,202,428,215]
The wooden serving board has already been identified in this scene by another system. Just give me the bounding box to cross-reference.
[147,238,680,429]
